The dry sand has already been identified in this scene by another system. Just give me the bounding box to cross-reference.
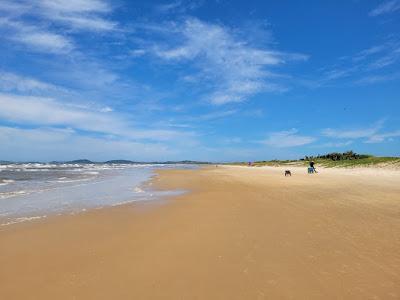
[1,166,400,299]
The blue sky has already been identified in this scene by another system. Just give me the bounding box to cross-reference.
[0,0,399,162]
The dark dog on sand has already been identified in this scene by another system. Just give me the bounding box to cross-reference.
[285,170,291,176]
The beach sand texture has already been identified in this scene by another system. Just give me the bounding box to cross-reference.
[1,166,400,299]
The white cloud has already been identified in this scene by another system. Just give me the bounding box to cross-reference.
[355,72,400,85]
[365,130,400,143]
[17,31,73,53]
[321,121,383,139]
[38,0,111,14]
[51,15,116,31]
[0,18,74,53]
[154,0,203,14]
[0,93,195,142]
[0,126,176,162]
[367,49,400,70]
[321,121,400,143]
[152,18,307,105]
[0,93,122,132]
[307,40,400,88]
[154,1,184,14]
[323,66,358,81]
[261,129,315,148]
[322,128,378,139]
[353,45,387,62]
[100,106,113,113]
[369,0,400,16]
[0,1,30,13]
[37,0,116,31]
[314,141,353,148]
[0,0,116,54]
[0,71,62,92]
[130,49,147,57]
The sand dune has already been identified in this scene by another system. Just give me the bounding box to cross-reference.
[1,166,400,299]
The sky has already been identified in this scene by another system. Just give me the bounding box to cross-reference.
[0,0,399,162]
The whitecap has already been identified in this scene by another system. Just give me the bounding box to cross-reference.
[84,171,99,175]
[134,187,144,193]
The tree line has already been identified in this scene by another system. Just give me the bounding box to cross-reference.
[303,151,371,161]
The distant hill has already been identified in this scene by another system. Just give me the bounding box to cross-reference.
[104,160,136,164]
[65,159,94,164]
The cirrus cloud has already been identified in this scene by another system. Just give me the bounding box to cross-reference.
[321,120,400,143]
[261,129,316,148]
[150,18,308,105]
[369,0,400,16]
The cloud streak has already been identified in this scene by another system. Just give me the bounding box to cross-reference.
[364,130,400,143]
[321,120,400,143]
[0,93,195,142]
[0,71,63,93]
[261,129,316,148]
[0,0,118,55]
[0,126,176,162]
[313,141,353,148]
[0,18,74,53]
[322,125,382,139]
[154,0,203,15]
[369,0,400,16]
[38,0,117,31]
[151,18,307,105]
[305,40,400,88]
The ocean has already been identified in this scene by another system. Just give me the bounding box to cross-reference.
[0,163,195,226]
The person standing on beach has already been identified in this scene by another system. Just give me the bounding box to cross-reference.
[310,161,317,173]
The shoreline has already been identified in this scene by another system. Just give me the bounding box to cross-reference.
[1,166,400,299]
[0,166,187,228]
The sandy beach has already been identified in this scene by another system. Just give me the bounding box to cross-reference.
[1,165,400,299]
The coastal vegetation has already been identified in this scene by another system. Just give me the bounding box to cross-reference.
[234,151,400,168]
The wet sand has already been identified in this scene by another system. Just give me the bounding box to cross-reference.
[1,166,400,299]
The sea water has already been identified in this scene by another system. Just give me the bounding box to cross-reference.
[0,163,194,226]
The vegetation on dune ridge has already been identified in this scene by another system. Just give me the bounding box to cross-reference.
[232,151,400,168]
